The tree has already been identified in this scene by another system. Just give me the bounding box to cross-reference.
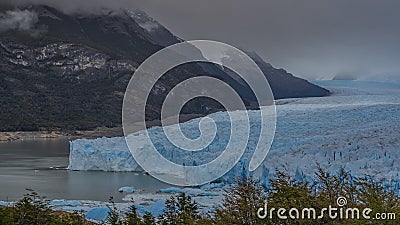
[56,210,91,225]
[215,177,267,225]
[142,212,155,225]
[355,176,400,225]
[0,206,15,225]
[267,171,317,225]
[159,192,200,225]
[313,167,356,225]
[123,201,143,225]
[107,197,122,225]
[315,166,355,205]
[0,190,92,225]
[12,190,54,225]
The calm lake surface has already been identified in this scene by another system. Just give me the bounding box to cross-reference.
[0,138,170,202]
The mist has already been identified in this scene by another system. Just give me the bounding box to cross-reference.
[1,0,143,14]
[0,9,37,32]
[2,0,400,80]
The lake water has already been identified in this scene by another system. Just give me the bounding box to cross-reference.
[0,138,170,202]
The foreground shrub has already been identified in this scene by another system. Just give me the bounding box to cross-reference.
[2,167,399,225]
[158,192,200,225]
[0,190,92,225]
[214,177,267,225]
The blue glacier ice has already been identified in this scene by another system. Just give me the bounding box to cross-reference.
[118,186,136,193]
[85,207,111,221]
[68,80,400,185]
[136,199,165,217]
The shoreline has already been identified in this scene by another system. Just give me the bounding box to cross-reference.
[0,113,205,143]
[0,127,124,143]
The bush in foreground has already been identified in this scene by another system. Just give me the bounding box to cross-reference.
[1,167,399,225]
[0,190,93,225]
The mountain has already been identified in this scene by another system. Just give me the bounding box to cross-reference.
[247,52,330,99]
[127,10,182,47]
[0,4,329,132]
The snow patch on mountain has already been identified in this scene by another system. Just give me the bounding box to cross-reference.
[128,10,160,32]
[127,10,182,46]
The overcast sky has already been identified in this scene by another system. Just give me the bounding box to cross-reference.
[4,0,400,80]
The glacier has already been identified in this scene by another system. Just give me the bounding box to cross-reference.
[68,80,400,184]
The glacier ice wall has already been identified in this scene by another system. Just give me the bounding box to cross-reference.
[68,81,400,183]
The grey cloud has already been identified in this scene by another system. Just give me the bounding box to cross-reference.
[0,9,38,32]
[136,0,400,80]
[1,0,143,14]
[2,0,400,80]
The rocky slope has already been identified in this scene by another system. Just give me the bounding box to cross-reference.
[0,4,329,132]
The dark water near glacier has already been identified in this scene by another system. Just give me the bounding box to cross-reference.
[0,138,170,202]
